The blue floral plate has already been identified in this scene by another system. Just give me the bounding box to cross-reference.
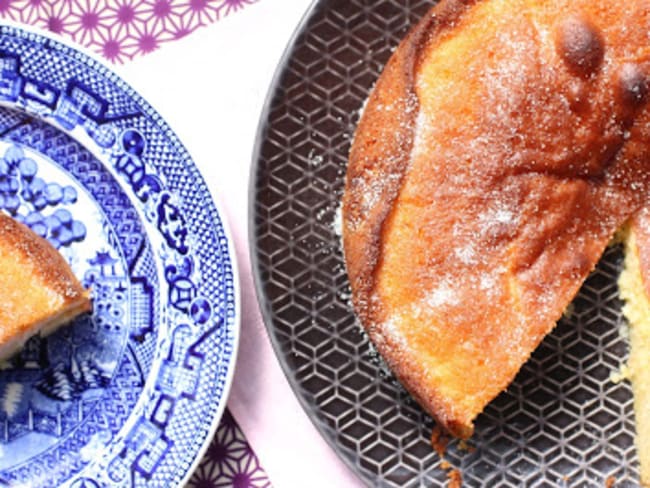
[0,25,239,487]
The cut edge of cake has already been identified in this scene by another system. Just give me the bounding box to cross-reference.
[618,226,650,487]
[0,292,91,362]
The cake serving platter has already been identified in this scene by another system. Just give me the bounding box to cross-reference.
[251,1,639,486]
[0,24,239,487]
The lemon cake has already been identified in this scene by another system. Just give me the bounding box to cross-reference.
[0,212,91,360]
[619,216,650,486]
[343,0,650,449]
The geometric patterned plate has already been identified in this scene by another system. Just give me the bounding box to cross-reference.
[251,1,639,486]
[0,24,238,487]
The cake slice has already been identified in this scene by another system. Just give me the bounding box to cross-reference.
[619,213,650,487]
[343,0,650,438]
[0,212,91,360]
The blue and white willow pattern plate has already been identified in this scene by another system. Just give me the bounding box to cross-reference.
[0,25,239,487]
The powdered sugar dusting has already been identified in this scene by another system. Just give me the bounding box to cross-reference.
[480,205,516,227]
[477,199,519,241]
[412,110,433,158]
[480,274,497,292]
[380,315,408,350]
[333,205,343,238]
[426,280,460,308]
[455,243,477,265]
[308,149,324,167]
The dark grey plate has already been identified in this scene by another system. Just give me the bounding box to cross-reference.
[250,1,639,486]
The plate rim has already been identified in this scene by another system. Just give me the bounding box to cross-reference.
[0,19,242,486]
[247,3,644,488]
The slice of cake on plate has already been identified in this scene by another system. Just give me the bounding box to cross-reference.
[0,212,91,360]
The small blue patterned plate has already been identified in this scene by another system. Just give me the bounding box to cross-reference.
[0,24,239,487]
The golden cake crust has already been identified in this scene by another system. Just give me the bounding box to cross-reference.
[0,212,91,355]
[0,213,83,299]
[343,0,478,438]
[343,0,650,438]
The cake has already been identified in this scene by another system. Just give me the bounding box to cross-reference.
[0,212,91,360]
[619,214,650,487]
[342,0,650,457]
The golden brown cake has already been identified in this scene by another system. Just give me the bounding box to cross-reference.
[0,212,91,360]
[343,0,650,443]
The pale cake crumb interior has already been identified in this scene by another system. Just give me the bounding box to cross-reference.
[618,227,650,487]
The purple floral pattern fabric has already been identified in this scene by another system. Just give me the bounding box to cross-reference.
[0,1,272,487]
[0,0,258,63]
[189,410,272,488]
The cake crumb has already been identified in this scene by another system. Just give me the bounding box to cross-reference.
[605,475,616,488]
[458,440,476,453]
[610,363,630,384]
[431,426,450,456]
[447,469,462,488]
[618,322,630,340]
[432,426,463,486]
[562,303,575,319]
